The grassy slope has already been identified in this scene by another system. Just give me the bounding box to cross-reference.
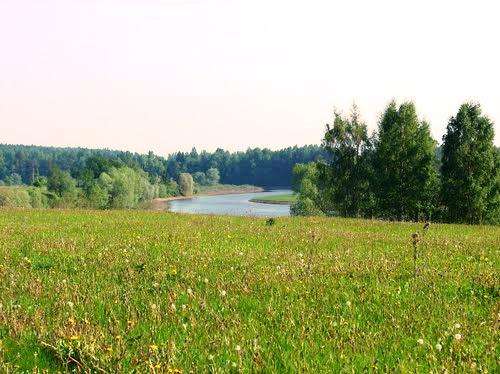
[250,193,297,205]
[0,210,498,372]
[195,184,263,194]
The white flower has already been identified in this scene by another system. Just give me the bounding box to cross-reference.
[236,345,241,352]
[220,290,227,297]
[182,323,188,330]
[454,333,462,340]
[417,338,424,345]
[346,301,351,307]
[454,323,461,329]
[187,288,193,296]
[208,354,214,360]
[435,343,442,351]
[181,304,187,310]
[204,278,209,284]
[170,303,176,311]
[67,301,74,308]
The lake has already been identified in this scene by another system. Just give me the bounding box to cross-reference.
[167,189,292,217]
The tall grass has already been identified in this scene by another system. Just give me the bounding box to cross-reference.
[0,210,498,371]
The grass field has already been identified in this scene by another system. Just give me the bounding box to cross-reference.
[0,210,498,372]
[250,194,297,205]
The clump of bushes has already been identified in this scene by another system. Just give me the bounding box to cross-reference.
[0,186,50,208]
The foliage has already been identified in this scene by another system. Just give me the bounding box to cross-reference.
[4,173,23,186]
[205,168,220,185]
[178,173,194,197]
[47,167,77,197]
[321,105,374,217]
[290,163,325,216]
[192,171,207,186]
[0,144,326,188]
[0,210,497,371]
[441,103,499,224]
[0,186,32,208]
[106,167,157,209]
[372,101,439,221]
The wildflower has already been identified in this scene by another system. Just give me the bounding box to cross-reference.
[170,303,176,311]
[220,290,227,297]
[346,301,351,307]
[208,354,214,360]
[435,343,442,351]
[454,333,462,341]
[67,301,74,308]
[181,304,186,310]
[149,344,159,352]
[152,282,160,288]
[187,288,193,296]
[70,335,79,341]
[454,323,461,329]
[204,278,209,284]
[417,338,424,345]
[236,345,241,352]
[182,323,188,330]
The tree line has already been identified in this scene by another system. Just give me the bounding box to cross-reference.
[0,144,325,208]
[292,102,499,225]
[0,144,325,188]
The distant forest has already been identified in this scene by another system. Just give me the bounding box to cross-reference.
[0,144,326,187]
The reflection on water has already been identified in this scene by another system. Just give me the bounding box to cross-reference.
[167,189,292,217]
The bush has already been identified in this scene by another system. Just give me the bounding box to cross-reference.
[178,173,194,197]
[27,187,49,208]
[0,187,32,208]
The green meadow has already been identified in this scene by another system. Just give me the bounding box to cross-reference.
[250,194,297,205]
[0,209,498,372]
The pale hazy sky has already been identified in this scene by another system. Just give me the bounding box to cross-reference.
[1,0,499,155]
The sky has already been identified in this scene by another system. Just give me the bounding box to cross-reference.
[1,0,499,156]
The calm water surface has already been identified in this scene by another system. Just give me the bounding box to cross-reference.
[168,189,292,217]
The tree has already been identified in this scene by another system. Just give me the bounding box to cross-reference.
[205,168,220,185]
[441,103,499,224]
[290,163,325,216]
[373,101,439,221]
[178,173,194,197]
[4,173,23,186]
[193,171,207,186]
[322,105,374,217]
[47,167,76,196]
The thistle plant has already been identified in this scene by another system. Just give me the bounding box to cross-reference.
[411,221,430,278]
